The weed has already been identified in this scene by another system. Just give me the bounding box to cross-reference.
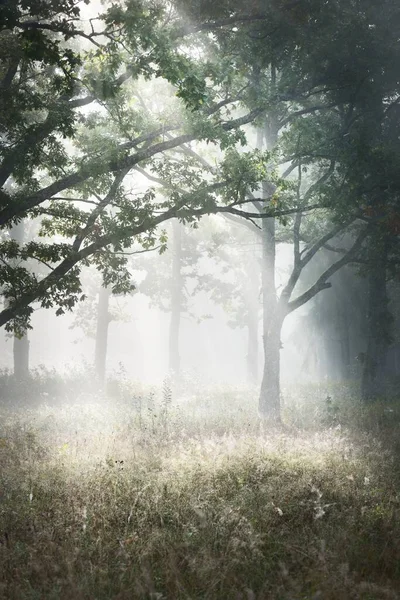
[0,379,399,599]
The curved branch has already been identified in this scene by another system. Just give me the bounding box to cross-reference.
[287,225,370,314]
[0,107,262,226]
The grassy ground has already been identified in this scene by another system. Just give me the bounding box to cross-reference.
[0,378,400,599]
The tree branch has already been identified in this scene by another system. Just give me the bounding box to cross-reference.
[175,14,270,37]
[300,217,355,269]
[0,108,262,226]
[0,202,183,328]
[279,103,337,128]
[72,170,129,252]
[14,19,105,48]
[223,212,261,235]
[287,225,369,313]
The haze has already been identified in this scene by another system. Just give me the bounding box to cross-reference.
[1,1,400,598]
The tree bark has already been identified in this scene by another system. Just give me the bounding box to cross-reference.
[258,206,283,421]
[361,236,390,401]
[259,316,283,421]
[169,219,183,375]
[258,97,283,421]
[95,285,111,385]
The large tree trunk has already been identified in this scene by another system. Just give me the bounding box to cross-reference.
[95,285,111,385]
[258,184,282,421]
[258,103,282,422]
[361,237,390,401]
[169,219,183,375]
[10,221,30,378]
[259,316,283,421]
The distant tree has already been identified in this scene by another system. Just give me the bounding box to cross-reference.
[194,220,262,384]
[94,284,112,386]
[71,270,135,384]
[139,219,204,376]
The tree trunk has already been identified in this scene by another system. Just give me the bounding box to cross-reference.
[169,219,183,375]
[259,313,283,421]
[258,186,282,421]
[361,237,390,401]
[10,221,30,378]
[258,103,282,422]
[95,285,111,385]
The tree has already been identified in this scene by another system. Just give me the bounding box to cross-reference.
[168,1,370,419]
[255,173,369,422]
[71,268,135,384]
[94,284,111,385]
[139,218,205,376]
[203,0,400,414]
[0,0,275,333]
[194,219,262,384]
[4,0,400,418]
[168,220,184,375]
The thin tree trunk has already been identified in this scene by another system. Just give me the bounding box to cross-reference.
[169,219,183,375]
[361,237,390,401]
[95,285,111,385]
[10,221,30,378]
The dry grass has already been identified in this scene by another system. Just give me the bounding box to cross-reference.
[0,380,400,599]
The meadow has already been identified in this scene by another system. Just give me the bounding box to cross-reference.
[1,371,399,599]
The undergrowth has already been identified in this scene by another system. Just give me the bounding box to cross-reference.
[0,377,399,599]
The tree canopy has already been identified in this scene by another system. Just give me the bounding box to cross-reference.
[1,0,400,375]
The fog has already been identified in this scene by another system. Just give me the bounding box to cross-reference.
[0,233,313,384]
[2,1,400,597]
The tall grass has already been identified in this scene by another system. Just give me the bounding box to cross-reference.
[0,376,399,599]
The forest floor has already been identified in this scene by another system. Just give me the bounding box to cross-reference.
[1,378,400,599]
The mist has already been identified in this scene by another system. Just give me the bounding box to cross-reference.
[1,1,400,598]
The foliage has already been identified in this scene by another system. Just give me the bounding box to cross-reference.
[0,362,96,408]
[194,218,261,330]
[138,220,203,314]
[0,0,272,333]
[70,268,134,340]
[2,0,400,340]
